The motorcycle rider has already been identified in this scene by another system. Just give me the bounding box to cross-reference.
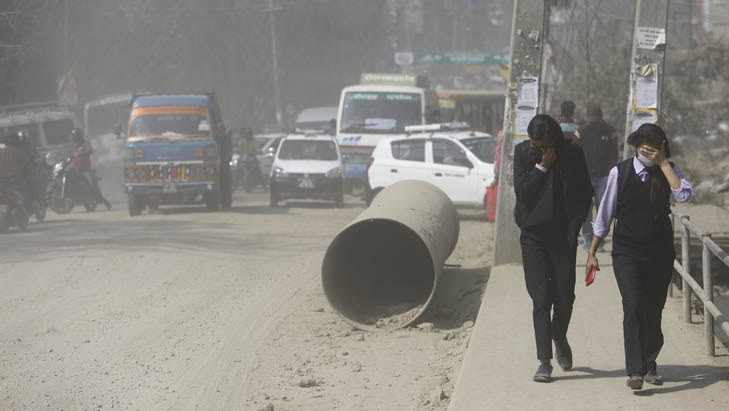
[0,131,33,215]
[69,128,112,210]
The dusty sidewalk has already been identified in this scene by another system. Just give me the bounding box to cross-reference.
[448,229,729,411]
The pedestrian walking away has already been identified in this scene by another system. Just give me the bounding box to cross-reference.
[584,123,692,391]
[575,104,619,251]
[558,100,579,145]
[513,114,593,382]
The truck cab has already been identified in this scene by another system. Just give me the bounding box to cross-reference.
[122,93,232,216]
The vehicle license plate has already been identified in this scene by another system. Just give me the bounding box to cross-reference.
[162,183,177,193]
[299,178,315,189]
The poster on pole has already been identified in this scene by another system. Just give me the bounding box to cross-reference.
[516,76,539,107]
[636,27,666,50]
[514,76,539,137]
[635,76,658,109]
[631,109,657,132]
[515,105,537,137]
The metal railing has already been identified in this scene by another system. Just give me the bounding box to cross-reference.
[672,206,729,356]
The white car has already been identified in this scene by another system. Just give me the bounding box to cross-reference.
[269,133,344,207]
[366,126,495,207]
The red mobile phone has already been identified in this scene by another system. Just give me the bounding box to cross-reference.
[586,266,597,286]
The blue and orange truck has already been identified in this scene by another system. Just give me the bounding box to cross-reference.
[120,93,233,216]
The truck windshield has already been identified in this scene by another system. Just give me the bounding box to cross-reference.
[340,92,421,134]
[129,114,210,140]
[278,140,338,161]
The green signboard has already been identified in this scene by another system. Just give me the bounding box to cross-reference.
[417,52,509,65]
[360,73,418,86]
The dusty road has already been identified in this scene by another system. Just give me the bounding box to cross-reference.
[0,189,492,411]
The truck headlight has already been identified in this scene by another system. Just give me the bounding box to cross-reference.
[273,167,288,178]
[326,166,343,178]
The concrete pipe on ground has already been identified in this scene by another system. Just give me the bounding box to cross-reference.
[322,180,459,331]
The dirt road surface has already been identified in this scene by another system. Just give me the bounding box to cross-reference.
[0,190,492,411]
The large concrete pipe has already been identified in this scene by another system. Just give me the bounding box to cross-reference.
[322,180,459,331]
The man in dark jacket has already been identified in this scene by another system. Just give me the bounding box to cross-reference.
[575,104,618,250]
[513,114,593,383]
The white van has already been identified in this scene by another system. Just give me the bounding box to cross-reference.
[0,102,80,157]
[294,106,337,134]
[366,124,495,207]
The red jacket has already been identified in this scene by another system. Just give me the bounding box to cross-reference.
[71,142,92,171]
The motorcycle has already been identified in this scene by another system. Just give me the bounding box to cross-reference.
[230,153,244,191]
[0,183,29,234]
[46,153,100,214]
[230,152,266,192]
[27,160,50,222]
[241,151,265,192]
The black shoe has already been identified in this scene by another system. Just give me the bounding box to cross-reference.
[554,338,573,371]
[104,200,112,210]
[533,361,553,383]
[644,362,663,385]
[627,374,644,390]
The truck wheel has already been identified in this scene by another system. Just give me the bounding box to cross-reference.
[84,200,98,212]
[269,187,279,207]
[128,194,144,217]
[221,172,233,209]
[205,191,221,212]
[16,208,29,232]
[0,216,8,234]
[335,189,344,208]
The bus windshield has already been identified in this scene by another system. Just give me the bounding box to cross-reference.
[339,91,421,134]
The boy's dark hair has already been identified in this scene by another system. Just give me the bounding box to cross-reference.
[627,123,671,158]
[527,114,562,142]
[560,101,576,118]
[586,103,603,120]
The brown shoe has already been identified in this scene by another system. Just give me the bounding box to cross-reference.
[627,374,643,390]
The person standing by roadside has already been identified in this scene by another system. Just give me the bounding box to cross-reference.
[585,123,692,390]
[513,114,593,382]
[575,104,619,251]
[558,100,579,144]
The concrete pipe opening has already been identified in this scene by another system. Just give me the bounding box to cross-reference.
[321,180,459,331]
[322,218,436,330]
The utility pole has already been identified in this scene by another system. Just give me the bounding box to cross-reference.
[264,0,283,129]
[492,0,548,266]
[622,0,670,159]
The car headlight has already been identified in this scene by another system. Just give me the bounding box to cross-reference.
[273,166,288,178]
[326,166,343,178]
